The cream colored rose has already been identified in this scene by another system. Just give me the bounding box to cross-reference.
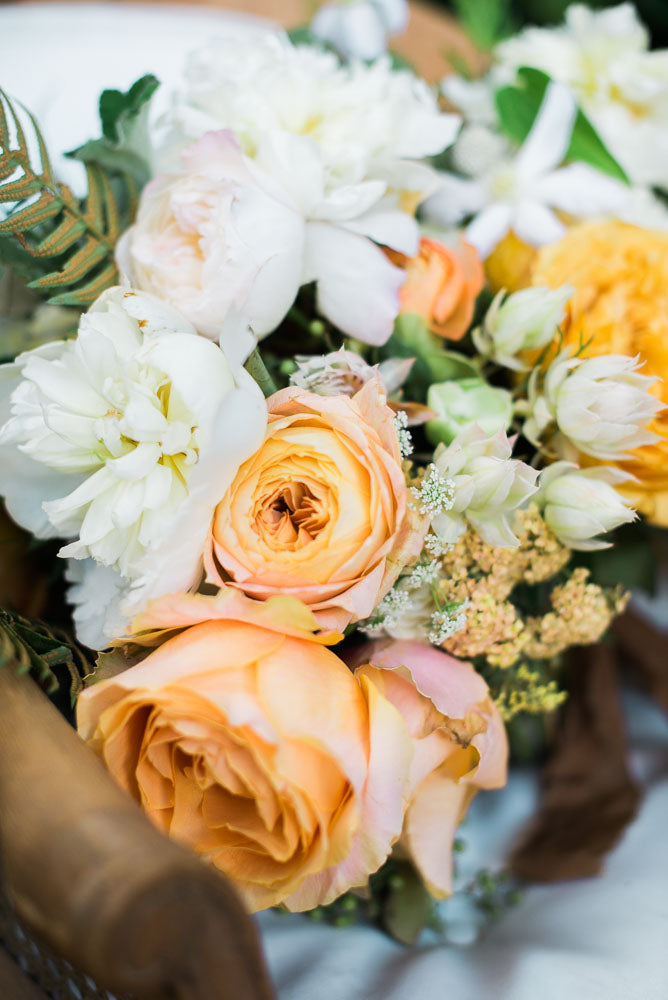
[205,379,426,631]
[116,130,304,343]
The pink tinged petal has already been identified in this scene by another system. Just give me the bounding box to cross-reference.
[465,203,514,259]
[472,701,508,789]
[403,770,475,898]
[515,81,577,181]
[283,670,414,911]
[304,222,404,345]
[354,640,489,719]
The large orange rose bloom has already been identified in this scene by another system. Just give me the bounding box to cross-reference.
[77,590,414,912]
[206,379,426,631]
[532,222,668,525]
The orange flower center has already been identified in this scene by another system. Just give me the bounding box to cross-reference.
[255,481,330,550]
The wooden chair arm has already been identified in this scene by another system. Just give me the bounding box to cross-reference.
[0,665,275,1000]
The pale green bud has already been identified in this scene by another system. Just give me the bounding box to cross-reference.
[426,377,513,446]
[473,285,572,370]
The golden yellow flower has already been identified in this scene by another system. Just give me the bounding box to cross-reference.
[531,222,668,525]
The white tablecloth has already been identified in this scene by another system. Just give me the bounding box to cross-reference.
[258,690,668,1000]
[2,7,668,997]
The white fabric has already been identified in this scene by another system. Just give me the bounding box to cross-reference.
[258,689,668,1000]
[2,8,668,998]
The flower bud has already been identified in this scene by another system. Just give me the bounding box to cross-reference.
[537,462,636,550]
[525,350,663,460]
[426,377,512,445]
[420,426,538,547]
[473,285,572,370]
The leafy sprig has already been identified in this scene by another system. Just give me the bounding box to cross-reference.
[0,89,135,307]
[0,606,93,704]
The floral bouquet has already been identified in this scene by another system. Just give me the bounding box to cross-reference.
[0,0,666,946]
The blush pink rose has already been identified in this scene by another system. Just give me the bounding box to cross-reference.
[349,639,508,897]
[205,379,427,631]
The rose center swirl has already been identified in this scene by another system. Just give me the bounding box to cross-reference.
[255,481,329,550]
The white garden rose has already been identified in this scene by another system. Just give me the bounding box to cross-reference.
[116,131,305,344]
[155,31,460,344]
[525,350,662,461]
[0,287,267,647]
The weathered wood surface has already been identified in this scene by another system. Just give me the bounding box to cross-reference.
[0,665,275,1000]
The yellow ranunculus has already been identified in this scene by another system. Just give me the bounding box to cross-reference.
[531,222,668,525]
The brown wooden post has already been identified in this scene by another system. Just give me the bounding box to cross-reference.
[0,665,275,1000]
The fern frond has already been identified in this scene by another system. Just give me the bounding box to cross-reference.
[0,89,134,307]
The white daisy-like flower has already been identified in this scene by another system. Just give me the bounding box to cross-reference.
[156,31,460,343]
[495,2,668,189]
[425,80,628,259]
[0,287,267,647]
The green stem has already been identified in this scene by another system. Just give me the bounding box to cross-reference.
[244,346,278,398]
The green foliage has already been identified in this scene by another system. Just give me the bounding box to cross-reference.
[495,66,629,183]
[68,74,159,188]
[451,0,517,51]
[0,606,92,704]
[0,89,133,307]
[385,313,479,394]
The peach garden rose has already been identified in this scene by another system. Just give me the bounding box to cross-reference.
[77,591,507,910]
[77,589,414,912]
[205,378,427,631]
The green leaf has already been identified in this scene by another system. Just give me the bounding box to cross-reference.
[451,0,516,51]
[0,606,93,705]
[495,67,629,184]
[67,74,158,191]
[0,89,133,308]
[381,862,433,945]
[387,313,480,391]
[99,74,160,144]
[67,139,150,188]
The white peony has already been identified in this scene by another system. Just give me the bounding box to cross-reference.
[155,31,460,343]
[117,131,305,345]
[525,350,663,461]
[495,3,668,189]
[0,287,267,647]
[537,461,636,550]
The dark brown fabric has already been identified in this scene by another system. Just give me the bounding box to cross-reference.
[510,643,642,882]
[614,610,668,718]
